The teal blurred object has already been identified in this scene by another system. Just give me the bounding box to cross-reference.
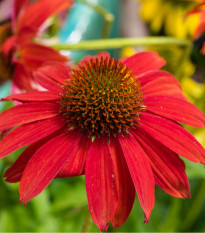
[0,81,11,112]
[58,0,121,62]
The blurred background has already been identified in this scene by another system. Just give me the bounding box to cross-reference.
[0,0,205,232]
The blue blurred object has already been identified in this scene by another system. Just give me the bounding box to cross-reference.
[58,0,121,62]
[0,81,11,112]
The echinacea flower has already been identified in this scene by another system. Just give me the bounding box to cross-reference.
[0,51,205,231]
[186,0,205,53]
[0,0,73,90]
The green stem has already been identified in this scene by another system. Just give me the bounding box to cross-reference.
[52,37,191,51]
[76,0,114,39]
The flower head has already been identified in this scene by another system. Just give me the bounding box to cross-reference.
[0,51,205,231]
[60,57,143,137]
[0,0,73,90]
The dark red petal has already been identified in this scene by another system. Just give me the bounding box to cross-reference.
[1,36,16,58]
[121,51,166,76]
[19,129,80,204]
[19,43,68,71]
[12,0,29,30]
[0,102,60,131]
[138,70,185,100]
[201,42,205,54]
[17,0,73,33]
[33,62,68,92]
[80,52,110,64]
[132,128,190,198]
[85,136,118,231]
[140,112,205,163]
[144,96,205,128]
[12,63,33,91]
[56,134,92,177]
[4,145,37,183]
[0,115,66,158]
[4,128,65,183]
[16,28,38,47]
[108,137,135,228]
[2,91,61,102]
[118,134,155,223]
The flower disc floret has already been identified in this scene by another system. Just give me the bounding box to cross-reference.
[60,57,143,137]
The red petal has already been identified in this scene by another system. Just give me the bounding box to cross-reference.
[140,112,205,163]
[16,27,37,46]
[0,115,66,158]
[80,52,110,64]
[19,129,80,204]
[194,21,205,38]
[12,63,33,91]
[186,2,205,16]
[144,96,205,127]
[5,145,38,183]
[138,70,180,86]
[138,70,185,99]
[12,0,29,30]
[1,36,16,58]
[121,51,166,76]
[2,91,61,102]
[109,137,135,228]
[17,0,73,33]
[4,128,65,183]
[0,102,60,131]
[118,134,155,223]
[33,62,68,92]
[85,136,118,231]
[19,43,68,71]
[186,3,205,39]
[56,134,92,177]
[132,128,190,198]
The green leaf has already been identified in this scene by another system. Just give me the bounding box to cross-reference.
[184,159,205,178]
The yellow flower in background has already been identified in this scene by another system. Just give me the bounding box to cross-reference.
[193,127,205,147]
[182,76,205,102]
[147,46,195,78]
[138,0,200,39]
[181,76,205,147]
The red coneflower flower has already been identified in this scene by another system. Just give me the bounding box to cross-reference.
[0,52,205,231]
[186,0,205,53]
[0,0,73,89]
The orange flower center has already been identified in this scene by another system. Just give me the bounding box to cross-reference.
[0,21,13,84]
[60,57,143,137]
